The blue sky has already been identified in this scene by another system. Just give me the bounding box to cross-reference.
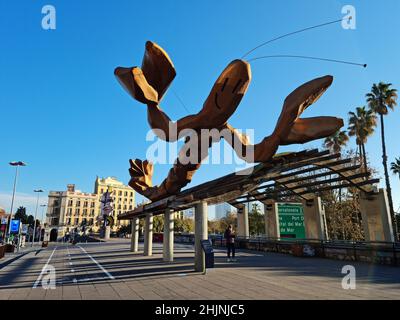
[0,0,399,218]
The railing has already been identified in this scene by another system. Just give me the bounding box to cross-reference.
[211,236,400,267]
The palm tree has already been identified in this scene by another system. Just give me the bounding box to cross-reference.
[366,82,398,238]
[323,130,349,153]
[323,130,349,228]
[391,157,400,179]
[348,106,377,174]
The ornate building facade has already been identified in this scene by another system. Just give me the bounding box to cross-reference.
[46,177,135,237]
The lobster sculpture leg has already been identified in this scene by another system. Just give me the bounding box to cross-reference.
[115,41,343,201]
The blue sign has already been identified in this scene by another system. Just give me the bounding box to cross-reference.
[10,219,20,233]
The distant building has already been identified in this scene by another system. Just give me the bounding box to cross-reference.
[214,203,236,220]
[46,177,135,237]
[46,184,99,237]
[0,207,10,240]
[181,205,235,220]
[182,208,194,219]
[0,207,7,218]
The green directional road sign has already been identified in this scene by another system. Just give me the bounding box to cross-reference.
[277,203,305,239]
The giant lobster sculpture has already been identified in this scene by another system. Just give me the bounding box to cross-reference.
[114,41,343,201]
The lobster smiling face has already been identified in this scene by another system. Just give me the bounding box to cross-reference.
[199,59,252,127]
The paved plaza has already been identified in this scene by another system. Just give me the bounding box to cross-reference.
[0,239,399,300]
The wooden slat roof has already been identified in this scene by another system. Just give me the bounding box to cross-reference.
[118,148,378,220]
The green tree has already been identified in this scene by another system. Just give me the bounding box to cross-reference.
[175,218,194,233]
[324,130,349,203]
[248,203,264,236]
[27,215,35,227]
[14,206,28,223]
[219,212,237,232]
[366,82,398,238]
[208,220,221,234]
[348,106,376,174]
[322,188,364,241]
[323,130,349,154]
[139,218,144,236]
[391,157,400,179]
[310,149,367,241]
[153,215,164,233]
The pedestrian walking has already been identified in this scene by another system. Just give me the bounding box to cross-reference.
[224,224,236,262]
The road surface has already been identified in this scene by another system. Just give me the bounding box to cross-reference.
[0,239,399,300]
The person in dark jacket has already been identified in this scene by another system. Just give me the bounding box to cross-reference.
[224,224,236,262]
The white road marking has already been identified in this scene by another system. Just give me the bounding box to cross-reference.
[63,277,110,284]
[77,245,114,280]
[75,276,110,283]
[33,246,57,288]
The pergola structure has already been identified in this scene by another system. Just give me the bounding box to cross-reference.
[119,148,394,271]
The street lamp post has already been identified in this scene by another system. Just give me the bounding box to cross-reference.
[32,189,44,247]
[7,161,26,243]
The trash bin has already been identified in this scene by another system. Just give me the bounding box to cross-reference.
[5,244,15,253]
[42,241,48,248]
[201,240,215,269]
[0,245,6,259]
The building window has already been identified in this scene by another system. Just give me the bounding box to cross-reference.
[124,191,127,197]
[84,201,88,207]
[83,209,87,215]
[91,202,95,208]
[75,208,80,215]
[74,218,79,225]
[76,201,81,207]
[118,191,122,196]
[68,200,73,206]
[130,192,133,197]
[100,189,104,194]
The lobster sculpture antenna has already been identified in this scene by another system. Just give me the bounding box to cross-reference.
[114,41,343,201]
